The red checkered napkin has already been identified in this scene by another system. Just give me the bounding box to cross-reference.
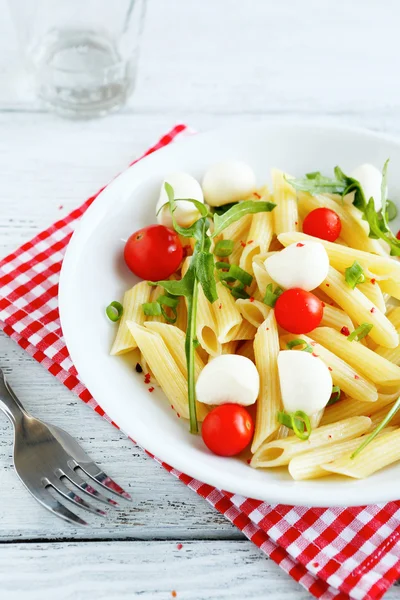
[1,125,400,600]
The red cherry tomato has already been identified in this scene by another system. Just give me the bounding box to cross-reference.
[124,224,183,280]
[303,207,342,242]
[275,288,323,334]
[201,404,254,457]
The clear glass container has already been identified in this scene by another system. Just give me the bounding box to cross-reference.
[8,0,147,119]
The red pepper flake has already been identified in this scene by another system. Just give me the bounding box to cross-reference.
[325,283,330,287]
[58,204,64,210]
[218,303,222,309]
[371,278,376,285]
[310,341,317,346]
[340,326,350,336]
[312,352,319,357]
[312,562,319,569]
[247,240,254,245]
[171,405,174,410]
[266,327,270,331]
[177,543,183,550]
[171,592,177,598]
[144,373,151,384]
[249,297,255,303]
[177,413,181,418]
[354,374,360,380]
[370,307,376,313]
[321,301,325,307]
[397,230,400,240]
[330,302,335,306]
[328,367,333,372]
[296,242,305,247]
[148,386,155,393]
[246,458,251,464]
[295,221,298,226]
[240,240,246,248]
[253,192,261,199]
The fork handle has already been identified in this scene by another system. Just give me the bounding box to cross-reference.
[0,368,28,426]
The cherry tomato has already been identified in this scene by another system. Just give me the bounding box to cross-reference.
[302,207,342,242]
[201,404,254,457]
[275,288,323,334]
[124,224,183,280]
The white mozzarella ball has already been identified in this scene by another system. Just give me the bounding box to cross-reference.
[196,354,259,407]
[202,160,257,207]
[264,241,329,291]
[156,172,204,228]
[277,350,332,414]
[347,164,384,212]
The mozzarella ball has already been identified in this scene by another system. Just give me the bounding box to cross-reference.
[347,164,384,212]
[264,241,329,291]
[156,172,204,228]
[196,354,259,407]
[277,350,333,414]
[202,160,256,207]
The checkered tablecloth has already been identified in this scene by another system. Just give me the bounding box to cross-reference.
[1,124,400,600]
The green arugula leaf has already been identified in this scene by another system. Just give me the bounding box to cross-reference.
[212,202,238,215]
[287,172,346,195]
[345,261,365,289]
[196,251,218,303]
[212,200,276,238]
[163,182,209,238]
[150,263,196,299]
[351,396,400,458]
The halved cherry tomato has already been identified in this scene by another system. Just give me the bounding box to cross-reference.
[303,207,342,242]
[201,404,254,457]
[275,288,323,334]
[124,224,183,280]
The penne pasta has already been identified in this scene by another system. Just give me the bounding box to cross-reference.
[239,213,274,274]
[196,285,222,356]
[271,169,299,235]
[212,282,242,343]
[321,428,400,479]
[252,261,274,298]
[379,279,400,302]
[280,333,378,402]
[111,281,151,355]
[278,231,400,282]
[358,281,387,314]
[309,327,400,386]
[251,416,371,467]
[233,319,257,341]
[127,322,208,421]
[252,312,281,452]
[236,298,270,328]
[221,340,239,354]
[236,339,255,362]
[320,391,400,426]
[320,304,355,333]
[319,267,398,348]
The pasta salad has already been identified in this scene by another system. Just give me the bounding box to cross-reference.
[107,159,400,481]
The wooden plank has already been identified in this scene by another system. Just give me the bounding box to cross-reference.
[0,540,309,600]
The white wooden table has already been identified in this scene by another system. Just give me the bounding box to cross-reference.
[1,1,400,598]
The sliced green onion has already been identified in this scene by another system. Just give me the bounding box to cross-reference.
[286,338,313,353]
[160,305,178,324]
[386,199,397,222]
[214,239,235,257]
[157,294,179,308]
[347,323,373,342]
[351,396,400,459]
[142,302,162,317]
[215,261,230,270]
[228,264,253,287]
[277,410,312,441]
[219,271,237,283]
[106,301,123,322]
[263,283,284,308]
[345,261,365,289]
[230,285,250,300]
[327,385,341,406]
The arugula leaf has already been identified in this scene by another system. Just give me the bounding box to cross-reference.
[287,172,346,195]
[149,265,195,298]
[196,251,218,303]
[351,396,400,458]
[345,261,365,289]
[212,200,276,238]
[163,182,209,238]
[263,283,284,308]
[212,202,238,215]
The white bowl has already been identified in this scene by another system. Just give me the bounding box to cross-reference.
[59,122,400,507]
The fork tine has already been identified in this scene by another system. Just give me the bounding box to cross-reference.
[63,468,119,506]
[26,486,89,527]
[77,462,132,501]
[50,479,107,517]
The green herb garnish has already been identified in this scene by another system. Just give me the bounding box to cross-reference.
[288,161,400,257]
[286,338,313,353]
[277,410,312,441]
[351,396,400,458]
[345,261,365,289]
[386,199,397,222]
[142,302,162,317]
[214,239,234,257]
[106,301,124,322]
[327,386,341,406]
[263,283,284,308]
[150,183,275,433]
[347,323,373,342]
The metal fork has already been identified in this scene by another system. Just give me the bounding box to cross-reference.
[0,368,131,526]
